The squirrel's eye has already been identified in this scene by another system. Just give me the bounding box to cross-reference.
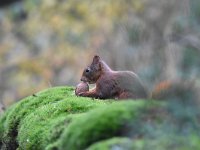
[85,68,90,73]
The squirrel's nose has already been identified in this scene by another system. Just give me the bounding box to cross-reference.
[80,77,85,82]
[81,77,88,82]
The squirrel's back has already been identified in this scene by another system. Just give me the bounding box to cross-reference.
[110,71,148,98]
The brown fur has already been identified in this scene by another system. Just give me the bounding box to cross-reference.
[151,79,199,101]
[78,55,148,99]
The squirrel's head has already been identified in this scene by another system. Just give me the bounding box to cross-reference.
[81,55,102,84]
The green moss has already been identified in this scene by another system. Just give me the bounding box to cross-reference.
[59,100,158,150]
[0,86,109,149]
[1,86,200,150]
[135,135,200,150]
[87,136,200,150]
[17,99,107,150]
[87,137,134,150]
[1,86,72,149]
[59,99,200,150]
[0,103,17,148]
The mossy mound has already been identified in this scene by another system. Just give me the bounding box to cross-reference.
[0,86,200,150]
[87,137,134,150]
[59,100,200,150]
[87,136,200,150]
[0,86,110,150]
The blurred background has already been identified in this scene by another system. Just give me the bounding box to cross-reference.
[0,0,200,107]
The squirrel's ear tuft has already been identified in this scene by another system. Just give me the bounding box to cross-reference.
[93,55,100,64]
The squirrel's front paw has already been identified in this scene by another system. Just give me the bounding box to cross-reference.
[77,92,87,97]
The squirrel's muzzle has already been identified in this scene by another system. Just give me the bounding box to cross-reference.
[81,77,87,82]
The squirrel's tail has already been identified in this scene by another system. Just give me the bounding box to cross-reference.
[150,79,199,102]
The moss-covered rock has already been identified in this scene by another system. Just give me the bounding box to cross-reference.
[0,86,200,150]
[87,137,134,150]
[87,136,200,150]
[59,100,152,150]
[0,86,109,150]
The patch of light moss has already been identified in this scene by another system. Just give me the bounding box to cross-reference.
[86,137,134,150]
[87,136,200,150]
[0,86,110,149]
[17,98,108,149]
[59,100,155,150]
[1,86,200,150]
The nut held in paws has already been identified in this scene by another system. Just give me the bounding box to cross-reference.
[75,82,89,96]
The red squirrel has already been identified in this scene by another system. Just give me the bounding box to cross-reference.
[76,55,148,99]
